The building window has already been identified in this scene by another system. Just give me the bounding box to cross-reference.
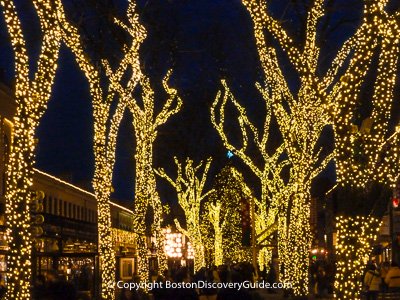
[43,196,47,213]
[69,203,72,218]
[54,198,58,215]
[64,201,67,217]
[77,206,80,220]
[48,197,53,214]
[59,199,62,216]
[73,204,76,219]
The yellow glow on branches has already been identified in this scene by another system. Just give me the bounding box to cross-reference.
[105,43,181,280]
[207,202,224,266]
[56,0,148,297]
[211,80,288,271]
[327,2,399,298]
[0,0,62,298]
[156,158,213,272]
[334,216,381,300]
[237,0,355,294]
[121,73,182,282]
[332,2,400,188]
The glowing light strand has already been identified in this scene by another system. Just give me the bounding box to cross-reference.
[54,0,147,297]
[332,2,400,188]
[0,1,62,298]
[240,0,339,295]
[205,166,252,266]
[211,80,289,272]
[334,216,381,300]
[156,158,213,272]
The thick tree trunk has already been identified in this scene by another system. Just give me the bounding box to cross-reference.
[193,234,205,272]
[134,134,165,281]
[282,189,312,297]
[5,120,35,299]
[95,188,115,300]
[152,199,167,274]
[214,227,223,266]
[334,216,380,300]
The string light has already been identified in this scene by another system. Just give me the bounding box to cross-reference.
[156,158,213,272]
[0,0,62,298]
[235,0,399,295]
[60,0,181,292]
[334,216,381,300]
[55,0,148,297]
[59,0,180,294]
[211,80,289,271]
[332,2,400,188]
[223,0,382,294]
[119,72,182,282]
[102,19,182,280]
[112,228,136,246]
[328,2,399,298]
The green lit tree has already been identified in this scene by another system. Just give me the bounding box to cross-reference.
[204,165,252,266]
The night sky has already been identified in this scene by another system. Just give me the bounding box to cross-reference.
[1,0,398,208]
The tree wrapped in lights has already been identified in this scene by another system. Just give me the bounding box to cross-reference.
[204,165,252,266]
[332,1,400,188]
[327,2,399,298]
[211,81,289,272]
[0,1,63,298]
[61,0,180,286]
[234,0,374,294]
[334,216,381,300]
[105,61,182,282]
[56,0,146,297]
[156,157,213,272]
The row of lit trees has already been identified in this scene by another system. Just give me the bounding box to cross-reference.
[209,0,399,298]
[0,0,180,298]
[60,0,182,296]
[156,159,253,271]
[1,0,399,299]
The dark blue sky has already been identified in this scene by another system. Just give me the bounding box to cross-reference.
[2,0,397,206]
[34,0,263,204]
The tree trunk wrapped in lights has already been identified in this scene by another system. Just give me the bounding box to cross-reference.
[329,2,400,299]
[211,81,289,272]
[334,216,381,300]
[207,202,225,266]
[62,0,180,285]
[156,158,213,272]
[104,69,181,281]
[332,2,400,188]
[0,1,63,298]
[121,74,182,282]
[57,0,147,297]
